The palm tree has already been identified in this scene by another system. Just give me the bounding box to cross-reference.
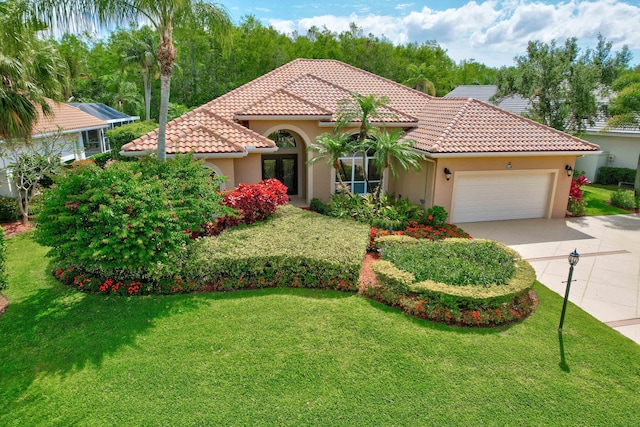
[35,0,231,161]
[1,0,68,140]
[335,93,391,192]
[307,131,354,195]
[403,63,436,96]
[120,25,159,121]
[102,71,143,114]
[367,128,425,203]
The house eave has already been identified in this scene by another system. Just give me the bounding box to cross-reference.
[425,150,603,158]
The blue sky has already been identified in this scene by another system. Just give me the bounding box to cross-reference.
[221,0,640,68]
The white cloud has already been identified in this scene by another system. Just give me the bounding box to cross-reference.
[268,0,640,67]
[395,3,414,10]
[255,7,271,12]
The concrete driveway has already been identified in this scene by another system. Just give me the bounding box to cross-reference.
[461,214,640,345]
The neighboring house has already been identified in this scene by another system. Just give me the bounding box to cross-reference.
[0,99,109,197]
[445,85,639,183]
[122,60,599,223]
[68,102,140,156]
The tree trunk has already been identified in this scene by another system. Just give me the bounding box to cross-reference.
[143,70,151,122]
[18,190,29,225]
[156,29,176,162]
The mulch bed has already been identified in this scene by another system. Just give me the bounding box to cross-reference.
[2,221,34,238]
[358,252,379,293]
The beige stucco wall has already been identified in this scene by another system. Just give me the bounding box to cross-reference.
[203,158,235,191]
[432,156,576,219]
[577,132,640,182]
[388,159,435,208]
[232,153,262,186]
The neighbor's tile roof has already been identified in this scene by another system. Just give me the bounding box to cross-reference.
[29,99,108,137]
[123,59,599,155]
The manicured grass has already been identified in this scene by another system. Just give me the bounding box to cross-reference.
[582,184,631,216]
[2,233,640,426]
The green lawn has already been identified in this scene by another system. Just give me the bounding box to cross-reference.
[2,233,640,426]
[583,184,631,216]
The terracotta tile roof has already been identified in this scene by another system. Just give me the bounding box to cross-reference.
[124,58,598,155]
[28,99,108,137]
[236,88,333,118]
[410,97,599,153]
[125,109,273,154]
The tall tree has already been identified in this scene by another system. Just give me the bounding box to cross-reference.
[1,0,68,140]
[36,0,231,161]
[605,72,640,195]
[403,63,436,96]
[493,38,599,134]
[119,25,159,121]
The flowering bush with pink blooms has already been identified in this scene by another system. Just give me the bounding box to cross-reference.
[567,174,590,216]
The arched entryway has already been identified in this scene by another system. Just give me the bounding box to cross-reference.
[262,130,302,196]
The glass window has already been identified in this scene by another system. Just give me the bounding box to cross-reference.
[337,151,380,195]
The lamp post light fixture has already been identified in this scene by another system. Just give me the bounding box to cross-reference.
[565,165,573,177]
[558,249,580,331]
[444,167,452,181]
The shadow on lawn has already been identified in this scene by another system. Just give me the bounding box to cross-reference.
[0,281,208,402]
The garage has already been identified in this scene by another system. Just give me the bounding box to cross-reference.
[450,171,555,223]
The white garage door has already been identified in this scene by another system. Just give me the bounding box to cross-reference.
[451,171,554,223]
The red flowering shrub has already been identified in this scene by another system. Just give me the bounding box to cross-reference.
[567,175,591,216]
[204,178,289,235]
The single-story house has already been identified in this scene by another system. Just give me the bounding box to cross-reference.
[445,85,639,183]
[122,59,600,223]
[0,99,109,197]
[68,102,140,156]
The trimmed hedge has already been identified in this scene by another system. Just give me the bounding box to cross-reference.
[597,167,636,185]
[611,189,639,209]
[367,238,537,326]
[187,205,369,291]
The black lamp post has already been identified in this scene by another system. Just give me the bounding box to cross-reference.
[558,249,580,331]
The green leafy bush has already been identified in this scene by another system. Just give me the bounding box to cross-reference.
[425,205,448,227]
[567,199,586,216]
[0,197,20,223]
[368,239,536,325]
[309,198,330,215]
[596,167,636,185]
[381,238,516,286]
[186,205,369,291]
[610,189,639,209]
[35,155,230,282]
[105,120,158,160]
[0,226,7,290]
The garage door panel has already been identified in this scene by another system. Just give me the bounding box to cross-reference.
[451,172,553,223]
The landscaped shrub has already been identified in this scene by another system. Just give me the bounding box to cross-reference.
[0,226,7,291]
[365,238,536,326]
[309,197,330,215]
[35,155,230,283]
[596,166,636,185]
[424,205,448,227]
[318,193,425,230]
[382,239,516,286]
[0,197,20,223]
[188,205,369,291]
[204,178,289,235]
[567,175,590,216]
[105,120,158,160]
[610,189,639,209]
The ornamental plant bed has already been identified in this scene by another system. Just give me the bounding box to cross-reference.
[366,237,537,327]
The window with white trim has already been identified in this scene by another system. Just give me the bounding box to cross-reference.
[337,150,381,195]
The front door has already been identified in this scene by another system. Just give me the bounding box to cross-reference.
[262,155,297,195]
